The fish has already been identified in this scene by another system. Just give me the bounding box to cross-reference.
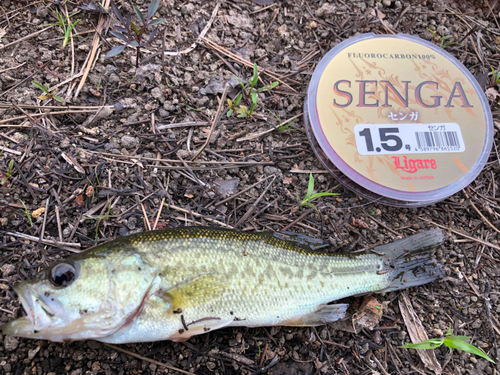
[1,227,444,343]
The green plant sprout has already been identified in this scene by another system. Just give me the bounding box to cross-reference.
[17,199,33,228]
[299,173,339,212]
[32,81,64,105]
[401,328,495,364]
[490,67,500,86]
[92,202,113,241]
[1,159,14,185]
[428,29,461,49]
[106,0,165,68]
[46,9,81,49]
[90,76,102,94]
[227,63,279,119]
[268,110,298,131]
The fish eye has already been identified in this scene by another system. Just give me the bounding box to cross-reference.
[50,263,77,287]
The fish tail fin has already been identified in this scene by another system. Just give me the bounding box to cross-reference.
[377,229,445,293]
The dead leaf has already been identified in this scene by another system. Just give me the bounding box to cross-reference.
[330,296,385,334]
[369,8,385,19]
[61,152,85,174]
[32,207,45,218]
[283,176,293,185]
[214,179,239,198]
[352,218,369,229]
[486,87,500,101]
[399,292,442,374]
[149,219,167,229]
[86,185,94,197]
[75,195,84,208]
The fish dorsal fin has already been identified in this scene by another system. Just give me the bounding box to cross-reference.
[281,303,348,327]
[158,273,229,313]
[273,231,329,250]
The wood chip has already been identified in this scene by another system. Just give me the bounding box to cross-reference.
[399,291,442,374]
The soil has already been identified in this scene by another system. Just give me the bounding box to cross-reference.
[0,0,500,374]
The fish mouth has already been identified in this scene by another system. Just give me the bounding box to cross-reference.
[1,283,62,338]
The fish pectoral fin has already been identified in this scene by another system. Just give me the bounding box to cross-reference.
[282,303,349,327]
[169,318,233,342]
[159,273,229,313]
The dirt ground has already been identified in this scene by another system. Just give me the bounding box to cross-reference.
[1,0,500,374]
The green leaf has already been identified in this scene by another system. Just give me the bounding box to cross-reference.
[236,105,248,117]
[249,100,257,116]
[251,92,258,104]
[251,63,259,87]
[227,109,233,117]
[110,30,129,42]
[106,44,127,57]
[130,40,139,47]
[53,95,65,103]
[133,6,144,23]
[130,21,139,35]
[110,0,125,24]
[307,192,340,200]
[400,338,444,350]
[32,81,48,93]
[8,159,14,169]
[269,81,279,90]
[257,81,279,92]
[306,173,314,200]
[446,335,470,342]
[301,202,318,212]
[148,0,161,20]
[278,118,296,131]
[444,337,495,363]
[149,18,165,26]
[69,19,81,31]
[227,98,233,108]
[234,94,242,106]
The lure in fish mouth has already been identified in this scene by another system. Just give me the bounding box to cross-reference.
[2,251,160,342]
[2,227,445,344]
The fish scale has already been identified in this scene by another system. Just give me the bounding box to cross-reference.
[2,227,444,343]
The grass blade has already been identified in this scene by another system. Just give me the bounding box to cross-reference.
[444,338,495,363]
[400,338,444,350]
[306,173,314,200]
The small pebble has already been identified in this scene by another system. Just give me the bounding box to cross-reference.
[310,21,318,28]
[1,264,15,276]
[4,335,19,351]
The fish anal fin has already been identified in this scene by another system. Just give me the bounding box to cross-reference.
[168,318,233,342]
[158,273,228,313]
[282,303,349,327]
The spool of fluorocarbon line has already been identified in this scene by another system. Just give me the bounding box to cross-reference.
[305,33,494,207]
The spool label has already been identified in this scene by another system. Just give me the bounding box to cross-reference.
[314,37,487,193]
[354,123,465,155]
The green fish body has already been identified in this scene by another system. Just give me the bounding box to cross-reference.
[2,227,444,343]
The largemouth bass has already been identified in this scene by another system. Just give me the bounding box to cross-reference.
[2,227,444,343]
